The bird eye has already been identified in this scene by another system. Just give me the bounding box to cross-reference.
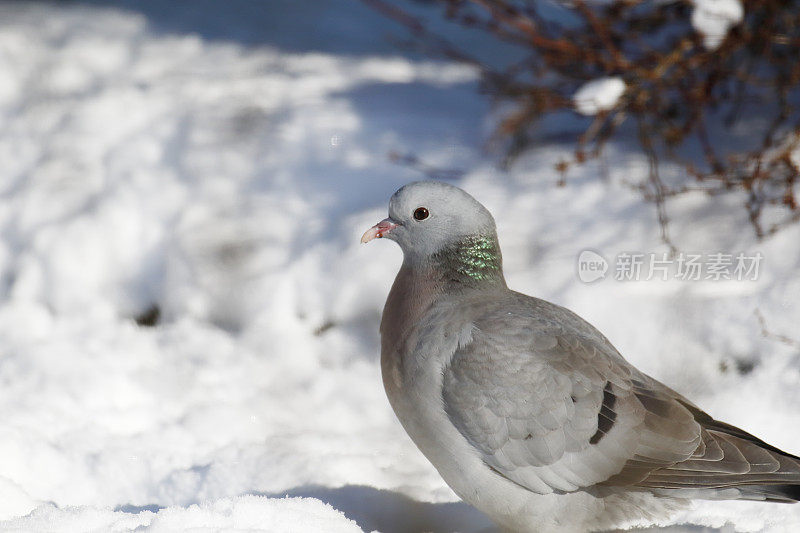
[413,207,429,221]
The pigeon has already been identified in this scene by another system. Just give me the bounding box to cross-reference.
[361,180,800,532]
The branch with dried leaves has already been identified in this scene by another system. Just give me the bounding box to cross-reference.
[363,0,800,243]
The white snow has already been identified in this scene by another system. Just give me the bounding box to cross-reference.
[572,77,626,116]
[0,496,361,532]
[0,1,798,532]
[691,0,745,49]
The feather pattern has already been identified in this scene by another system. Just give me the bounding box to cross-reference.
[368,181,800,531]
[440,290,800,499]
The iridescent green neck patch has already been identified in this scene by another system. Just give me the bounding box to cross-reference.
[432,234,504,286]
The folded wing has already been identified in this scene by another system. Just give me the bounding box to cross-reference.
[441,294,800,500]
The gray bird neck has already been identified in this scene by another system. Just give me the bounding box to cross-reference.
[380,233,506,392]
[411,233,507,291]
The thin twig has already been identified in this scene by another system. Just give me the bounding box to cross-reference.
[755,309,800,350]
[359,0,800,240]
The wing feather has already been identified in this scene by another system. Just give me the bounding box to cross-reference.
[440,292,800,496]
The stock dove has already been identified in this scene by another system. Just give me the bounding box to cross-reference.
[361,181,800,532]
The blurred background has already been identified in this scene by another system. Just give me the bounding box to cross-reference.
[0,1,799,531]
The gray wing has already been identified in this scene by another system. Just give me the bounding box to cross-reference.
[441,293,800,497]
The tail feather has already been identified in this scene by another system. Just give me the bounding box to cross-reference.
[738,484,800,503]
[636,401,800,499]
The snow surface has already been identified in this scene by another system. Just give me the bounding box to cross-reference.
[573,77,626,116]
[691,0,745,50]
[0,496,361,533]
[0,1,799,532]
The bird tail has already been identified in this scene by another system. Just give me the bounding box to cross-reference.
[736,483,800,503]
[635,400,800,501]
